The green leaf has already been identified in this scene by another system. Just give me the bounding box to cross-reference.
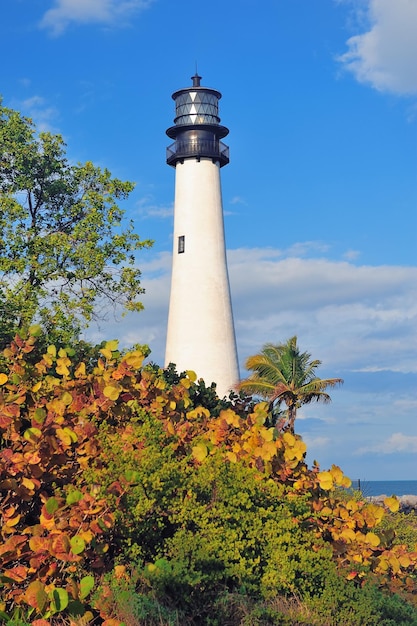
[70,536,86,555]
[66,490,83,505]
[33,408,46,424]
[45,497,59,515]
[67,599,85,616]
[50,587,69,613]
[79,575,94,600]
[23,427,42,442]
[125,469,141,483]
[28,324,42,337]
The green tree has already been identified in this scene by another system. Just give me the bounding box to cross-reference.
[238,336,343,432]
[0,98,152,346]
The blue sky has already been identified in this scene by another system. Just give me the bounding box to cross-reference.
[2,0,416,480]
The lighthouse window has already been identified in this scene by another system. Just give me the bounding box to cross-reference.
[178,235,185,253]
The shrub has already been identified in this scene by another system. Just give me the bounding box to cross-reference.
[1,334,417,625]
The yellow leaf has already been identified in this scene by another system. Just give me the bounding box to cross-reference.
[363,504,385,527]
[56,427,77,446]
[192,442,208,462]
[399,555,412,568]
[339,528,356,541]
[105,339,119,351]
[166,420,176,435]
[56,360,70,376]
[74,362,86,378]
[32,381,42,392]
[377,556,389,572]
[365,532,381,547]
[0,373,8,385]
[103,385,121,401]
[100,348,113,360]
[389,555,400,573]
[47,345,57,357]
[61,391,73,406]
[330,465,344,484]
[124,351,144,368]
[58,348,68,357]
[114,565,127,579]
[220,408,241,428]
[259,427,273,442]
[186,370,197,382]
[261,441,278,460]
[341,475,352,488]
[187,406,210,420]
[317,471,333,491]
[384,496,400,513]
[346,500,359,513]
[22,477,36,489]
[6,514,21,527]
[283,432,296,446]
[320,506,333,517]
[79,529,94,543]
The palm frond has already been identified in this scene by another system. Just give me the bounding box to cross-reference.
[238,336,344,432]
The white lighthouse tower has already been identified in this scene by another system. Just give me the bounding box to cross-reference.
[165,73,239,397]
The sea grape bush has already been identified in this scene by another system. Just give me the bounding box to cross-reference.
[0,333,416,625]
[0,333,119,621]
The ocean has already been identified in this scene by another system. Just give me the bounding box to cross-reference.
[350,480,417,497]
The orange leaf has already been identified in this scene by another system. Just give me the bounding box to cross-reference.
[25,580,48,611]
[4,565,28,582]
[0,535,27,557]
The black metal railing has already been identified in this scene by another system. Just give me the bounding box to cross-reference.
[166,140,229,166]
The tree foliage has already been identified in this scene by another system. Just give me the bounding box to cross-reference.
[0,334,416,625]
[238,336,344,432]
[0,99,152,346]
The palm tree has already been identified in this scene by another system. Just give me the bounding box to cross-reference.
[238,336,343,433]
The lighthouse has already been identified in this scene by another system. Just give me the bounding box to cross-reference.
[165,73,239,397]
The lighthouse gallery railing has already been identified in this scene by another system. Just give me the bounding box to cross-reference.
[166,139,229,165]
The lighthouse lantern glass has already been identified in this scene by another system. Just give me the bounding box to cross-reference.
[174,91,220,126]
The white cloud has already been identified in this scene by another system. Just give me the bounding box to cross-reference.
[343,249,361,261]
[135,196,174,220]
[20,96,59,133]
[85,245,417,377]
[230,251,417,374]
[40,0,154,36]
[229,196,247,205]
[303,436,331,449]
[338,0,417,95]
[358,432,417,454]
